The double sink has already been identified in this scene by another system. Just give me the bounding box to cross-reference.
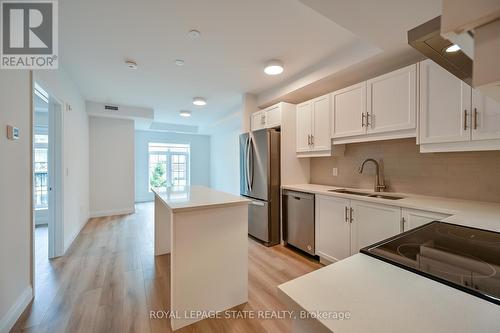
[328,189,403,200]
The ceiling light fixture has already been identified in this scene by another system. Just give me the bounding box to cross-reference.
[125,60,138,69]
[264,59,284,75]
[445,44,461,53]
[174,59,185,66]
[192,97,207,106]
[188,29,201,38]
[179,110,192,117]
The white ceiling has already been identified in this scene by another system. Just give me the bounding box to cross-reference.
[59,0,378,128]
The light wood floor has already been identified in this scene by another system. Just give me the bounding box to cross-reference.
[12,202,321,333]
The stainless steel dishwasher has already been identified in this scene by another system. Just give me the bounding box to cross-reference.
[282,190,315,255]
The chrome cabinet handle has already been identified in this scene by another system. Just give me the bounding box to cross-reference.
[311,135,314,145]
[349,207,354,223]
[361,113,366,127]
[344,206,349,222]
[307,134,311,145]
[474,108,478,130]
[463,109,468,130]
[366,112,371,127]
[400,217,405,232]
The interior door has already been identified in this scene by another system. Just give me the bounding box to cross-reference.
[331,82,367,138]
[350,200,401,255]
[311,94,331,151]
[419,59,472,144]
[296,102,312,152]
[472,88,500,141]
[367,64,417,133]
[247,129,269,201]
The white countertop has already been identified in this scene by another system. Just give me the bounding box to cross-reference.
[278,254,500,333]
[282,183,500,232]
[152,185,250,212]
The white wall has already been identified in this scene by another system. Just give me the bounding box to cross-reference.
[0,72,32,333]
[90,117,135,216]
[34,68,90,252]
[208,109,242,195]
[135,130,211,202]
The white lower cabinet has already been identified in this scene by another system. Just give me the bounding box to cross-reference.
[401,208,450,232]
[349,200,402,254]
[315,195,351,262]
[315,195,402,263]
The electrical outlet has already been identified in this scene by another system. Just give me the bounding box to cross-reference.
[332,167,338,176]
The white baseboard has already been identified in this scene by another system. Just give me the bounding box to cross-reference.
[0,286,33,333]
[89,207,135,218]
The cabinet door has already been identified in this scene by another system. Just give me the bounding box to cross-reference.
[367,64,417,133]
[311,94,331,151]
[419,59,472,144]
[315,195,351,262]
[401,208,450,232]
[331,82,367,138]
[350,200,401,255]
[296,102,312,152]
[472,89,500,141]
[265,104,281,128]
[251,111,266,131]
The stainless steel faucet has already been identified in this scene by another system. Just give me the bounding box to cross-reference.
[358,158,387,192]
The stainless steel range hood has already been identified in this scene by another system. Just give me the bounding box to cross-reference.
[408,16,473,84]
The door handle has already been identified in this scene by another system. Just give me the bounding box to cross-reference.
[366,112,371,127]
[245,137,251,191]
[474,108,478,130]
[463,109,468,130]
[344,206,349,222]
[361,113,365,127]
[311,135,314,145]
[248,136,254,191]
[307,134,310,146]
[251,200,265,206]
[349,207,354,223]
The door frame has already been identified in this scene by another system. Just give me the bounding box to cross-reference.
[31,77,65,289]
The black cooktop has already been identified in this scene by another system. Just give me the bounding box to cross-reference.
[361,221,500,305]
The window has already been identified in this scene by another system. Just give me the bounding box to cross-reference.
[34,131,49,209]
[148,143,190,192]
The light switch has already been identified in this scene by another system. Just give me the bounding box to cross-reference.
[332,167,338,176]
[6,125,19,140]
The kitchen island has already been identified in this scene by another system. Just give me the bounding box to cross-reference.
[153,186,250,330]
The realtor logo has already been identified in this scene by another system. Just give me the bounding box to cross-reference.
[1,0,58,69]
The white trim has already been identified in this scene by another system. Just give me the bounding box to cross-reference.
[0,287,33,333]
[89,208,135,218]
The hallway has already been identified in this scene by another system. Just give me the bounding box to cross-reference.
[12,203,320,333]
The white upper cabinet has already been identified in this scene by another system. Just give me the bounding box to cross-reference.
[315,195,351,263]
[350,200,401,255]
[296,94,331,155]
[250,111,267,131]
[311,94,331,151]
[331,82,366,138]
[296,101,313,152]
[367,64,417,134]
[250,103,282,132]
[265,104,281,129]
[419,59,472,144]
[472,88,500,141]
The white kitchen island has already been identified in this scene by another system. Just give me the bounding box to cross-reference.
[153,186,250,330]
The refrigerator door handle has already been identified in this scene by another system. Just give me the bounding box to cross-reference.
[250,200,265,206]
[249,136,254,191]
[245,136,251,192]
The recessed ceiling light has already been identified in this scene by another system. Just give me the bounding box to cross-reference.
[188,30,201,38]
[174,59,185,66]
[192,97,207,106]
[179,110,192,117]
[125,60,138,69]
[264,59,284,75]
[445,44,461,53]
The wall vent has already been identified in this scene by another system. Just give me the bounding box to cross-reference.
[104,105,119,111]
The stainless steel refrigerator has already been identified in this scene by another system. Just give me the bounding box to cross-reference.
[239,128,280,246]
